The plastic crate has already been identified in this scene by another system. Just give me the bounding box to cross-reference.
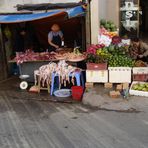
[108,67,132,83]
[129,81,148,97]
[133,67,148,74]
[133,67,148,82]
[133,74,148,82]
[87,63,107,70]
[86,70,108,83]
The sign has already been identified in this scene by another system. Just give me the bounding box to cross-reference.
[120,0,139,37]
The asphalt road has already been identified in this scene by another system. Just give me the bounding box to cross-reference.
[0,79,148,148]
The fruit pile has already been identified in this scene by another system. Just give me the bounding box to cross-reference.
[97,47,111,60]
[135,60,147,67]
[108,55,135,67]
[132,83,148,92]
[87,43,135,67]
[100,19,117,32]
[107,45,135,67]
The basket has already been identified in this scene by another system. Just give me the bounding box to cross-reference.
[71,86,84,101]
[87,63,107,70]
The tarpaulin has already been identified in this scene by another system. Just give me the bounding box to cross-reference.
[0,6,85,23]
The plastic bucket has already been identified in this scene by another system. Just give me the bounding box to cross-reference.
[71,86,84,101]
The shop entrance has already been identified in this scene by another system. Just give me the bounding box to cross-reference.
[140,0,148,42]
[1,16,86,78]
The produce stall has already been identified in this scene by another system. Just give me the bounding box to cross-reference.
[85,19,148,98]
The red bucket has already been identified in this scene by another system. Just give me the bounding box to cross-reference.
[71,86,84,101]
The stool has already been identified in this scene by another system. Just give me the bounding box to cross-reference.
[34,70,50,93]
[50,71,84,95]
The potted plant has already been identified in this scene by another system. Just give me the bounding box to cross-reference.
[86,44,108,70]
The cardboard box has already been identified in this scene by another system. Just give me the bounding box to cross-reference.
[116,84,123,91]
[110,91,120,98]
[85,82,94,88]
[109,67,132,83]
[104,83,113,88]
[86,70,108,83]
[123,83,129,89]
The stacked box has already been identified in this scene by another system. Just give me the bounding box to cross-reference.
[109,67,132,83]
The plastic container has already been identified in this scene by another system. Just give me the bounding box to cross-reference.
[129,81,148,97]
[86,70,108,83]
[71,86,84,101]
[108,67,132,83]
[87,63,107,70]
[133,67,148,82]
[133,74,148,82]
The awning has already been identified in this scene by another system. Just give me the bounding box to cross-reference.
[0,6,85,24]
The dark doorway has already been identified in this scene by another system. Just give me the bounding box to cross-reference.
[140,0,148,42]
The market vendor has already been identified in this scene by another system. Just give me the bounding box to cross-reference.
[129,38,148,63]
[48,24,64,52]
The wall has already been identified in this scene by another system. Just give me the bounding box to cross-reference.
[90,0,100,44]
[99,0,107,20]
[0,0,80,13]
[90,0,120,44]
[99,0,119,27]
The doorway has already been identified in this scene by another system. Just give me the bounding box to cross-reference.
[139,0,148,42]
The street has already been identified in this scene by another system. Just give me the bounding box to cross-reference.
[0,79,148,148]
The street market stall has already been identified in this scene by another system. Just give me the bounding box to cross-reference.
[9,48,86,82]
[0,4,87,79]
[1,3,148,100]
[85,19,148,98]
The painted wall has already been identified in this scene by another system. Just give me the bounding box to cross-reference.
[0,0,80,12]
[99,0,119,27]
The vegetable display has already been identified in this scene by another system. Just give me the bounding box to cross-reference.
[132,83,148,92]
[87,43,135,67]
[100,19,117,32]
[107,45,135,67]
[108,55,135,67]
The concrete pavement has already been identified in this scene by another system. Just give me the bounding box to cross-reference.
[0,78,148,148]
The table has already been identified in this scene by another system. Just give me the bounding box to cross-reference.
[9,60,86,82]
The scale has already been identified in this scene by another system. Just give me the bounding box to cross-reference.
[19,75,30,90]
[18,64,30,90]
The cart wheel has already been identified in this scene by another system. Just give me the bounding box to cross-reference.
[20,81,28,90]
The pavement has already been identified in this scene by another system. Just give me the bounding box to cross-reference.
[83,84,148,112]
[0,78,148,148]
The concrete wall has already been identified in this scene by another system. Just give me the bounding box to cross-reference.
[99,0,119,27]
[99,0,107,20]
[90,0,120,44]
[0,0,80,12]
[90,0,100,44]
